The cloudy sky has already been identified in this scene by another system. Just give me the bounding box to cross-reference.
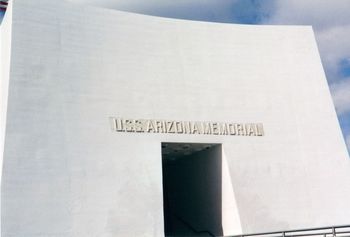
[1,0,350,151]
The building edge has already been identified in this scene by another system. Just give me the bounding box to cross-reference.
[0,0,12,235]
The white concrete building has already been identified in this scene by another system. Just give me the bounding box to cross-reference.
[1,0,350,236]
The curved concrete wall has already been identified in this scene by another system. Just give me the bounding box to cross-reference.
[1,0,350,236]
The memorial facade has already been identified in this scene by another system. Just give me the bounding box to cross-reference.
[1,0,350,236]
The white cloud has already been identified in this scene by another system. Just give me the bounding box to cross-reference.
[316,25,350,80]
[263,0,350,30]
[330,79,350,115]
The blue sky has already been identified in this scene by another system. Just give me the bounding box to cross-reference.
[1,0,350,151]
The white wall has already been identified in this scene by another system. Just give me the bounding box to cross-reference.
[0,0,12,181]
[0,2,13,235]
[1,0,350,236]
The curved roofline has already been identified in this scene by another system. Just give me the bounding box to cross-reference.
[66,0,312,29]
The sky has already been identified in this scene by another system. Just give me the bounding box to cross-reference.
[1,0,350,151]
